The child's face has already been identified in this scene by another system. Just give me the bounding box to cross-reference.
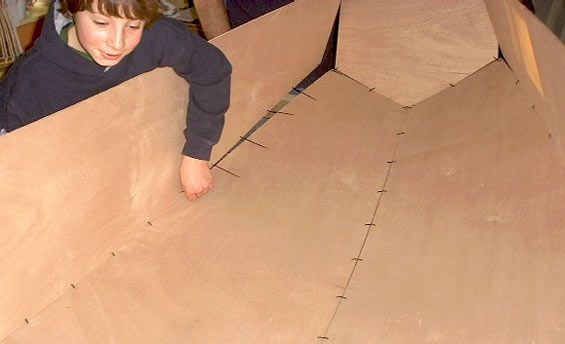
[72,1,145,66]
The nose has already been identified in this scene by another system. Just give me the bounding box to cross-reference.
[106,26,125,51]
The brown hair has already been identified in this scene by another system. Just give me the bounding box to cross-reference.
[60,0,166,26]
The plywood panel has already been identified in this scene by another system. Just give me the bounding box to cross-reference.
[325,62,565,342]
[484,0,565,160]
[336,0,498,106]
[0,68,187,342]
[3,72,404,343]
[210,0,340,163]
[0,0,340,340]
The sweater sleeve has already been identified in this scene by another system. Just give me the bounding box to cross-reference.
[0,80,5,130]
[0,64,17,131]
[148,18,232,161]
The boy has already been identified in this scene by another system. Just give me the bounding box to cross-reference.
[0,0,232,201]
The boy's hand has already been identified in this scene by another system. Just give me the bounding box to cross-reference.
[180,156,214,201]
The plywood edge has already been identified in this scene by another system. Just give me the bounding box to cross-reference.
[209,0,341,163]
[0,67,189,342]
[484,0,565,159]
[336,0,497,105]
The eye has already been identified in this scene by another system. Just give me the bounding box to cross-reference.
[128,22,142,30]
[93,20,109,26]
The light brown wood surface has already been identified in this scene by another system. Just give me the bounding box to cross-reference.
[193,0,231,39]
[3,1,565,342]
[484,0,565,160]
[210,0,341,163]
[325,61,565,342]
[337,0,498,106]
[3,72,404,343]
[0,68,188,342]
[6,59,565,343]
[0,0,340,340]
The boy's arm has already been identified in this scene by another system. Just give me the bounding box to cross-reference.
[0,81,5,131]
[179,46,231,162]
[151,18,232,161]
[0,66,16,131]
[147,19,232,199]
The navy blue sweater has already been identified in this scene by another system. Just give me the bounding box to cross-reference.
[0,3,231,160]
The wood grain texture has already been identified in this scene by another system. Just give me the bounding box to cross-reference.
[484,0,565,160]
[2,72,404,343]
[0,0,340,340]
[326,61,565,343]
[337,0,498,106]
[209,0,340,163]
[3,1,564,341]
[0,68,188,342]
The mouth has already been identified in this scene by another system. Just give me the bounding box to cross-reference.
[100,51,123,60]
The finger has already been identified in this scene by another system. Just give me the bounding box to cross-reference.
[185,192,198,201]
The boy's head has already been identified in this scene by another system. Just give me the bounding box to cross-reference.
[60,0,164,26]
[59,0,165,66]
